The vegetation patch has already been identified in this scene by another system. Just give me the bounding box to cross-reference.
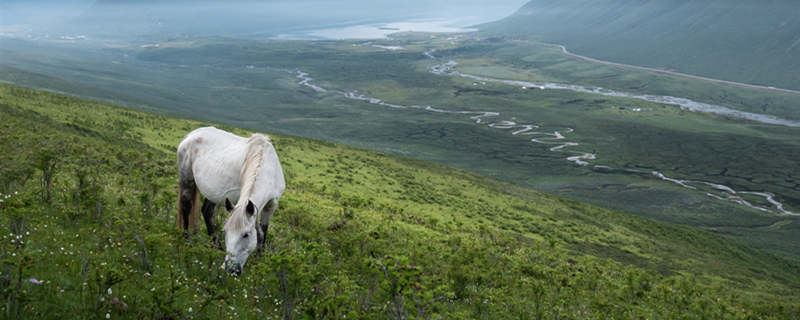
[1,84,799,318]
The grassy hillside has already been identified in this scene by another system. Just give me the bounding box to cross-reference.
[3,35,800,259]
[1,84,799,318]
[483,0,800,90]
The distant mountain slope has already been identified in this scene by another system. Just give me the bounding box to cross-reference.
[483,0,800,90]
[1,83,799,317]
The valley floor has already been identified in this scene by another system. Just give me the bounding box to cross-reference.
[0,32,799,258]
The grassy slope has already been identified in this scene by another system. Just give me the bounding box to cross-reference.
[2,36,800,258]
[483,0,800,90]
[1,84,799,318]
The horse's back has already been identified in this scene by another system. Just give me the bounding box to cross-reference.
[179,127,249,203]
[180,127,245,151]
[178,126,285,205]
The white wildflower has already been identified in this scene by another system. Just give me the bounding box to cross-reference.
[105,313,110,319]
[107,288,112,295]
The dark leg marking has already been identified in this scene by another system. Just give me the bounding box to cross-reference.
[257,199,277,255]
[201,199,217,239]
[179,180,196,232]
[257,222,269,255]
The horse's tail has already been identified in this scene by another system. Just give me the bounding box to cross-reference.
[177,182,202,231]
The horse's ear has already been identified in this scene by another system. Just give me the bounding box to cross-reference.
[225,198,234,212]
[246,200,255,217]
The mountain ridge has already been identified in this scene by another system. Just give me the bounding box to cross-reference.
[482,0,800,90]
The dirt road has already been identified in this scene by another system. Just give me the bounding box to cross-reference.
[550,44,800,96]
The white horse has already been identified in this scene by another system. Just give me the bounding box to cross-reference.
[177,127,285,275]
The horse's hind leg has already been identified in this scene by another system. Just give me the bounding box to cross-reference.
[257,199,278,254]
[178,180,196,232]
[177,145,203,239]
[201,199,220,246]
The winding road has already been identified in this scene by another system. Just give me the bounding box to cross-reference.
[548,43,800,96]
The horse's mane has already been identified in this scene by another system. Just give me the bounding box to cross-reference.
[224,134,271,232]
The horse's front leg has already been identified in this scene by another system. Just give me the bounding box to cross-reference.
[201,199,221,249]
[257,199,278,255]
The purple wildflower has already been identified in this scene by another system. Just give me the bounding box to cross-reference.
[29,278,43,284]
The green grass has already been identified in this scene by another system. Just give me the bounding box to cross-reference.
[1,34,799,259]
[2,84,800,318]
[420,37,800,251]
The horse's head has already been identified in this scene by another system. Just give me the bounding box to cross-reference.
[222,198,257,276]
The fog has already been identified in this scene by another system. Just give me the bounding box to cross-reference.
[0,0,528,40]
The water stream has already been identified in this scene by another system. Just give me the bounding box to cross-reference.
[428,53,800,128]
[291,49,798,216]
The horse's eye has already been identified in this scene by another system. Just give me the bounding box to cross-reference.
[242,233,249,239]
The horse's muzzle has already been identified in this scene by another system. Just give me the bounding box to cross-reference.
[224,260,242,276]
[229,265,242,276]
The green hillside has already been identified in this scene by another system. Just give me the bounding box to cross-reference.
[483,0,800,90]
[1,83,799,318]
[4,33,800,258]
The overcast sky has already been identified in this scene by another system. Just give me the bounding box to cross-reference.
[0,0,529,27]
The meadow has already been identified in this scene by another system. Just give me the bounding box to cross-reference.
[1,33,798,259]
[2,83,800,318]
